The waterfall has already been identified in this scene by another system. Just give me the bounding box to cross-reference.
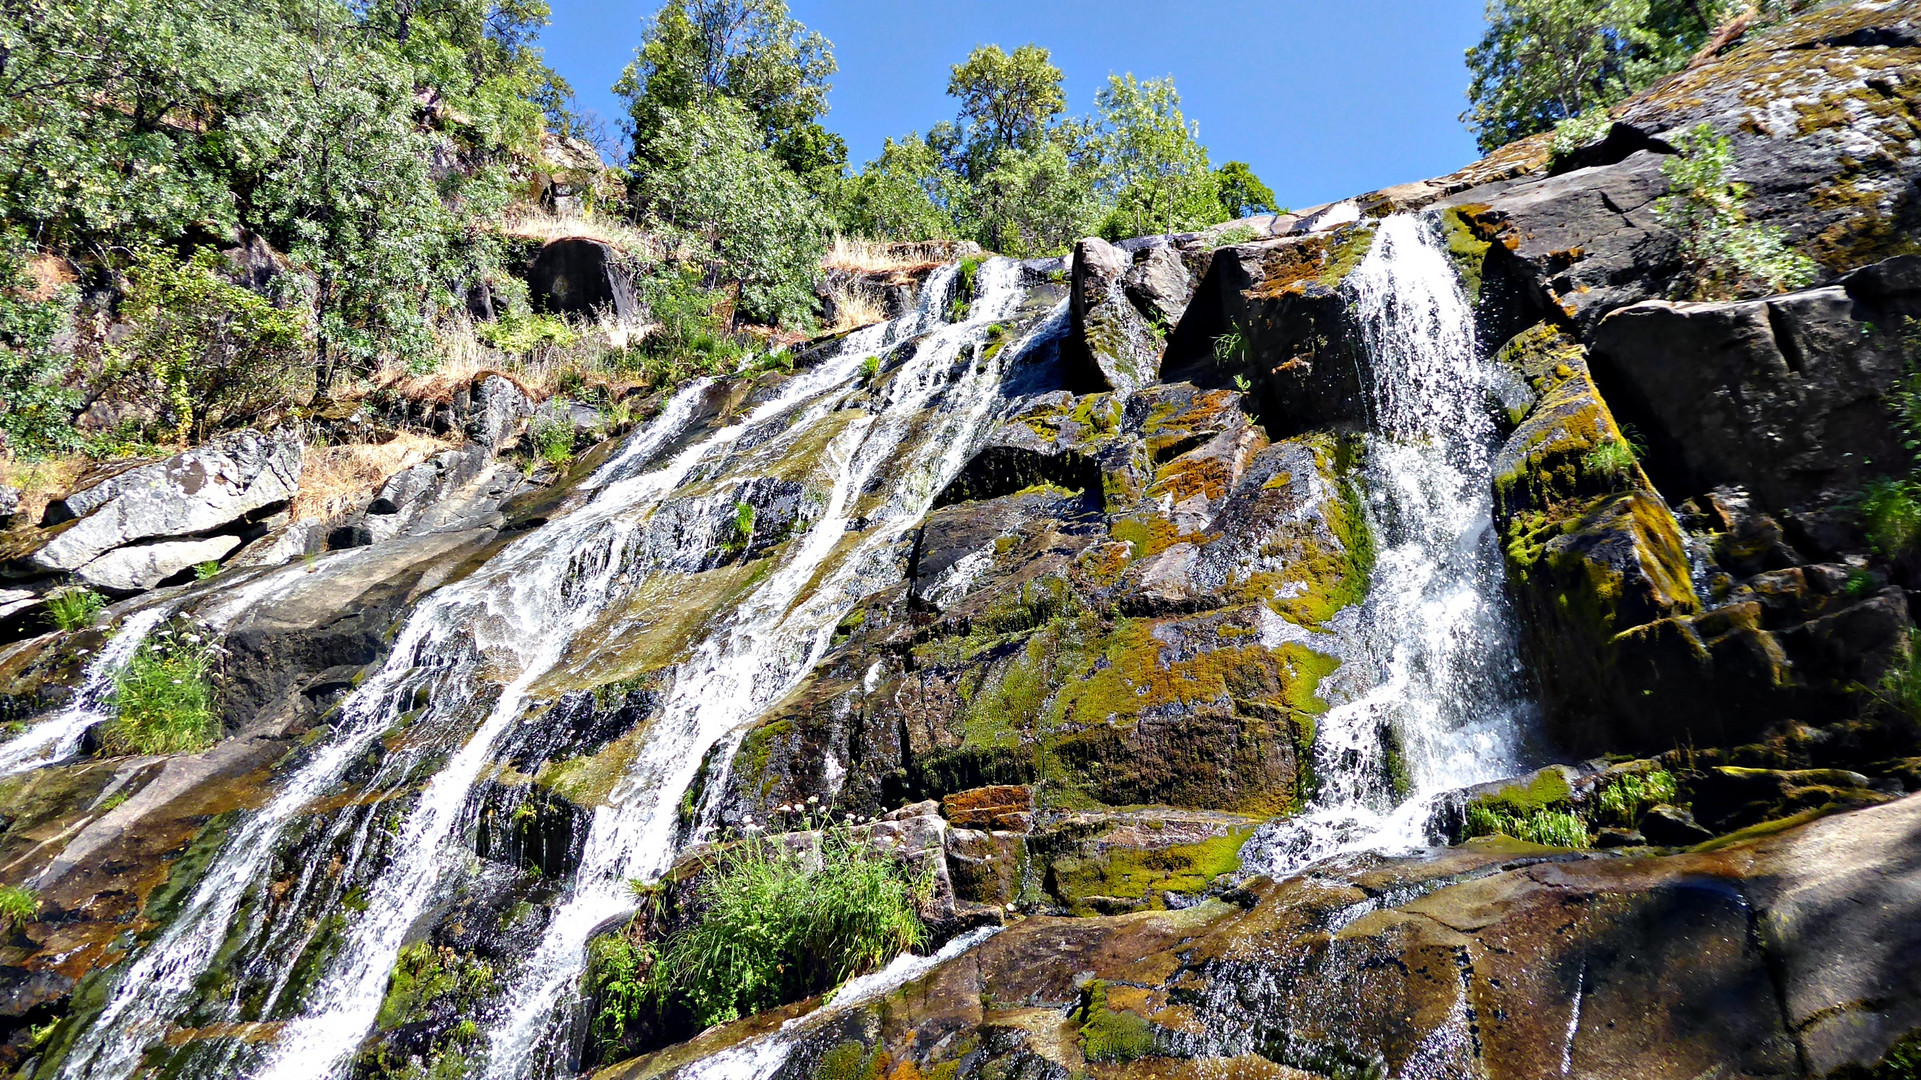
[479,261,1032,1080]
[52,259,1036,1080]
[1240,212,1533,877]
[0,605,173,780]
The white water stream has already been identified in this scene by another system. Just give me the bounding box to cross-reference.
[0,605,173,780]
[1240,212,1532,877]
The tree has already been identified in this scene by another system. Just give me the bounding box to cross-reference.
[630,97,826,327]
[1092,74,1222,237]
[973,141,1100,258]
[945,44,1066,177]
[1214,161,1277,219]
[831,135,960,242]
[1462,0,1738,152]
[615,0,837,177]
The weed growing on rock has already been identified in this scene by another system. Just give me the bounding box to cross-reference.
[861,354,881,383]
[0,885,39,929]
[1209,223,1263,248]
[1465,803,1588,847]
[641,829,927,1028]
[1877,629,1921,732]
[1656,124,1818,299]
[193,561,220,581]
[105,624,219,756]
[44,585,103,631]
[1581,434,1640,479]
[1213,328,1247,366]
[1592,769,1678,828]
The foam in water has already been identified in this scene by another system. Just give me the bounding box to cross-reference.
[1240,212,1534,878]
[0,605,173,780]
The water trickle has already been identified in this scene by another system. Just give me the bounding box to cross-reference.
[1241,212,1534,877]
[0,605,173,780]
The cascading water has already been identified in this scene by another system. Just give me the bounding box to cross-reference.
[1241,212,1534,877]
[0,605,172,780]
[53,258,1038,1080]
[480,262,1034,1080]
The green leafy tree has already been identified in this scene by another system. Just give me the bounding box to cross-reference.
[0,232,80,456]
[973,141,1101,258]
[630,97,826,327]
[1093,74,1223,237]
[945,44,1067,176]
[830,134,960,241]
[1214,161,1278,219]
[1462,0,1734,152]
[615,0,840,182]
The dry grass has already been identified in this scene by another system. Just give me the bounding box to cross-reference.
[24,254,77,303]
[498,206,669,260]
[822,236,975,277]
[291,432,454,521]
[822,282,887,334]
[0,453,88,526]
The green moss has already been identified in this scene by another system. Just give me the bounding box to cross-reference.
[375,942,497,1032]
[1439,207,1493,301]
[1079,981,1156,1064]
[813,1040,883,1080]
[1048,827,1253,914]
[1317,224,1378,287]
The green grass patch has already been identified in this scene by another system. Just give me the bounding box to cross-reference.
[0,885,39,929]
[104,625,219,756]
[634,829,928,1029]
[1464,803,1587,848]
[531,417,575,465]
[1591,769,1678,829]
[1861,477,1921,557]
[44,586,105,631]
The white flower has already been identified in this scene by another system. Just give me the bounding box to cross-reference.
[807,795,819,805]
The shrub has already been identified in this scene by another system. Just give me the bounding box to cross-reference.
[1209,223,1263,249]
[627,266,746,391]
[1655,124,1818,299]
[588,931,658,1054]
[44,586,105,631]
[477,311,581,355]
[1861,477,1921,557]
[647,829,927,1028]
[112,249,310,444]
[531,418,575,465]
[0,231,81,457]
[1879,629,1921,730]
[0,885,40,929]
[104,626,220,755]
[1550,108,1613,163]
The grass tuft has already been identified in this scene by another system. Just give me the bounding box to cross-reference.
[0,885,39,929]
[104,624,219,756]
[44,585,105,631]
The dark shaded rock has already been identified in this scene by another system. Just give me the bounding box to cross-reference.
[527,237,635,320]
[463,374,534,450]
[1638,803,1714,845]
[1588,257,1921,527]
[1545,120,1677,176]
[1066,237,1163,397]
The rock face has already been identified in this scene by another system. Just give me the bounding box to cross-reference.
[1067,237,1186,397]
[23,429,301,581]
[601,796,1921,1080]
[1589,256,1921,531]
[527,237,636,319]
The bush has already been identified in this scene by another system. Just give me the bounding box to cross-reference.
[1860,478,1921,557]
[44,586,105,631]
[1655,124,1818,299]
[0,885,39,929]
[531,418,575,465]
[477,311,581,355]
[0,232,80,457]
[1550,108,1614,162]
[646,829,927,1028]
[104,625,220,755]
[113,249,310,444]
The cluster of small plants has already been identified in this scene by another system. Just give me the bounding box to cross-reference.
[1656,124,1818,300]
[1464,802,1590,848]
[591,825,929,1050]
[104,619,222,756]
[44,584,105,631]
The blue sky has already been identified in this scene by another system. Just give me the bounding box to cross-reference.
[540,0,1492,211]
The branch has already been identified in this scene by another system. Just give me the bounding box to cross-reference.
[1688,2,1760,69]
